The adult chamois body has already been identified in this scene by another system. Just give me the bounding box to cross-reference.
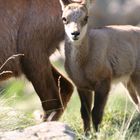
[59,0,140,133]
[0,0,74,121]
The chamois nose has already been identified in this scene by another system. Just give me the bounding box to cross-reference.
[71,31,80,40]
[71,31,80,36]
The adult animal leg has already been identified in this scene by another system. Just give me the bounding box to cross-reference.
[51,65,73,112]
[21,56,65,121]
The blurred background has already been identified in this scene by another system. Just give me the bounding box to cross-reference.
[0,0,140,139]
[91,0,140,26]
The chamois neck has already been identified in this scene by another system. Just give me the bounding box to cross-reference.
[66,31,89,66]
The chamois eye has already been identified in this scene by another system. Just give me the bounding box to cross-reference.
[62,17,67,24]
[84,16,88,22]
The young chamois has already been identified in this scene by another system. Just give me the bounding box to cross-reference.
[59,0,140,133]
[0,0,74,121]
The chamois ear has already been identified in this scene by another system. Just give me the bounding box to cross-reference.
[59,0,71,10]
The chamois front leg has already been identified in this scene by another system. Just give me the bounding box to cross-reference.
[77,88,93,134]
[92,79,111,131]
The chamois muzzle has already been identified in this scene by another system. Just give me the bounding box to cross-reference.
[71,31,80,40]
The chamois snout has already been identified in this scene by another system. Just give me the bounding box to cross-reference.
[71,31,80,40]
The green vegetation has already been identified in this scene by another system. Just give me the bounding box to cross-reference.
[0,80,36,131]
[61,87,140,140]
[0,62,140,139]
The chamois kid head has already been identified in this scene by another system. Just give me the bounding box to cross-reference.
[59,0,93,43]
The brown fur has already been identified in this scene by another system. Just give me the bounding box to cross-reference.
[0,0,74,121]
[60,0,140,134]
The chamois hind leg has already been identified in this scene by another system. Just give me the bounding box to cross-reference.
[77,88,93,134]
[130,74,140,112]
[125,79,140,112]
[92,79,111,132]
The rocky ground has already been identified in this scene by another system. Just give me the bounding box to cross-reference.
[0,122,76,140]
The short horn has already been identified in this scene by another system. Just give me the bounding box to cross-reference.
[70,0,83,3]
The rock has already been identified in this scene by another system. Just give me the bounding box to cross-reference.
[0,122,76,140]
